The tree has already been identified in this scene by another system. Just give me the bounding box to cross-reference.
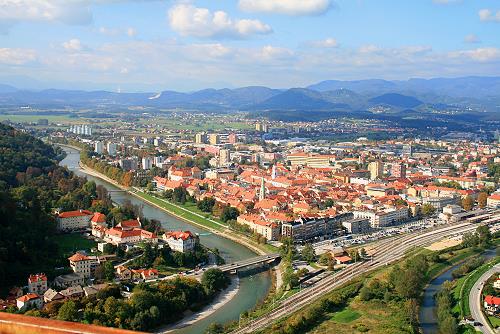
[201,269,229,295]
[220,206,239,223]
[476,225,492,247]
[461,195,474,211]
[172,187,187,204]
[359,248,367,258]
[478,192,488,208]
[197,197,216,213]
[57,300,78,322]
[421,203,436,216]
[301,243,316,263]
[205,323,224,334]
[103,243,117,255]
[104,261,116,281]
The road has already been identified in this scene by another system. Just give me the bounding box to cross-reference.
[469,263,500,334]
[232,221,498,334]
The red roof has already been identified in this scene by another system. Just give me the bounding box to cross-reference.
[485,295,500,306]
[335,256,352,263]
[91,212,106,223]
[165,231,194,241]
[28,274,47,283]
[58,210,93,218]
[68,253,90,262]
[17,293,39,303]
[488,194,500,201]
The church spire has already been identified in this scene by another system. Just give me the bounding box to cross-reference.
[259,177,266,201]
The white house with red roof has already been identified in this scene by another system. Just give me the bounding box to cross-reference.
[163,231,197,253]
[487,193,500,208]
[16,293,43,310]
[56,209,94,231]
[28,274,48,296]
[68,253,97,278]
[484,295,500,315]
[103,218,157,245]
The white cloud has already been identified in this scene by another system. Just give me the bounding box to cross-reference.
[168,4,272,39]
[259,45,294,60]
[479,9,500,22]
[464,34,480,44]
[127,27,136,37]
[0,48,36,64]
[452,47,500,62]
[0,0,93,26]
[239,0,332,16]
[311,37,338,48]
[62,39,84,52]
[433,0,461,5]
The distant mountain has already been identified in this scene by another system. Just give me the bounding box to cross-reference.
[369,93,423,108]
[0,76,499,116]
[250,88,350,111]
[0,84,17,93]
[308,76,500,99]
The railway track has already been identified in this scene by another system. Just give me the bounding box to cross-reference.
[232,221,491,333]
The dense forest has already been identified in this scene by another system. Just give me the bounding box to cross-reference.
[0,124,106,293]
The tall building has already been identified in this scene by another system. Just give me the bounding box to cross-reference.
[391,162,406,178]
[209,134,220,145]
[256,123,269,132]
[228,133,237,144]
[219,149,231,166]
[142,157,153,170]
[195,133,206,144]
[259,177,266,201]
[94,141,104,154]
[402,144,413,157]
[106,142,117,156]
[368,161,384,180]
[28,274,48,296]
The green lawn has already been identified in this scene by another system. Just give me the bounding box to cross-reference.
[134,191,226,231]
[488,316,500,329]
[331,308,361,323]
[53,233,97,256]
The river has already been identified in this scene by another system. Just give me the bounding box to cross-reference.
[419,248,497,334]
[59,147,271,334]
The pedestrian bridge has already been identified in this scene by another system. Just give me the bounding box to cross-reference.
[218,253,281,274]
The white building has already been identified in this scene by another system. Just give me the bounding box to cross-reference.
[68,253,98,278]
[56,210,93,231]
[163,231,197,253]
[354,207,408,228]
[16,293,43,310]
[28,274,48,296]
[107,142,117,156]
[94,141,104,154]
[142,157,153,170]
[219,149,231,166]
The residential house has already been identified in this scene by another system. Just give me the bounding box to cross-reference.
[163,231,197,253]
[16,293,43,310]
[56,210,93,231]
[484,295,500,315]
[43,289,64,303]
[54,273,85,289]
[28,273,48,296]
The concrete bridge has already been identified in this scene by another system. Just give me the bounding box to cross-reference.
[218,253,281,274]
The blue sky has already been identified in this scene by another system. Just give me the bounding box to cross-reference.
[0,0,499,91]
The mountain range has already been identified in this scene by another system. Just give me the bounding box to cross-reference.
[1,77,499,120]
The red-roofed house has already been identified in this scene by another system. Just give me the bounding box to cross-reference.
[163,231,197,253]
[484,295,500,315]
[487,193,500,208]
[68,253,96,278]
[16,293,43,310]
[28,274,47,296]
[56,210,93,231]
[334,255,352,265]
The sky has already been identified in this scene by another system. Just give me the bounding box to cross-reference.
[0,0,500,92]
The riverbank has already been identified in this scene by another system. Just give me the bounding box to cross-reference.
[78,161,271,256]
[158,277,240,333]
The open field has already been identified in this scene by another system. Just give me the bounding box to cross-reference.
[53,233,97,256]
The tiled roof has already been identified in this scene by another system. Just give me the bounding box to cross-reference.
[58,210,93,218]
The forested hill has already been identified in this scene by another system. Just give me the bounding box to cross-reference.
[0,124,99,293]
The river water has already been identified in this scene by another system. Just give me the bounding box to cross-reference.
[59,147,271,334]
[419,248,497,334]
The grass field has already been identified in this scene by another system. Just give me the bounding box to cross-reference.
[134,191,227,232]
[488,316,500,329]
[53,233,97,256]
[331,308,361,323]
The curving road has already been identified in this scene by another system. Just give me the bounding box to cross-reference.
[469,263,500,334]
